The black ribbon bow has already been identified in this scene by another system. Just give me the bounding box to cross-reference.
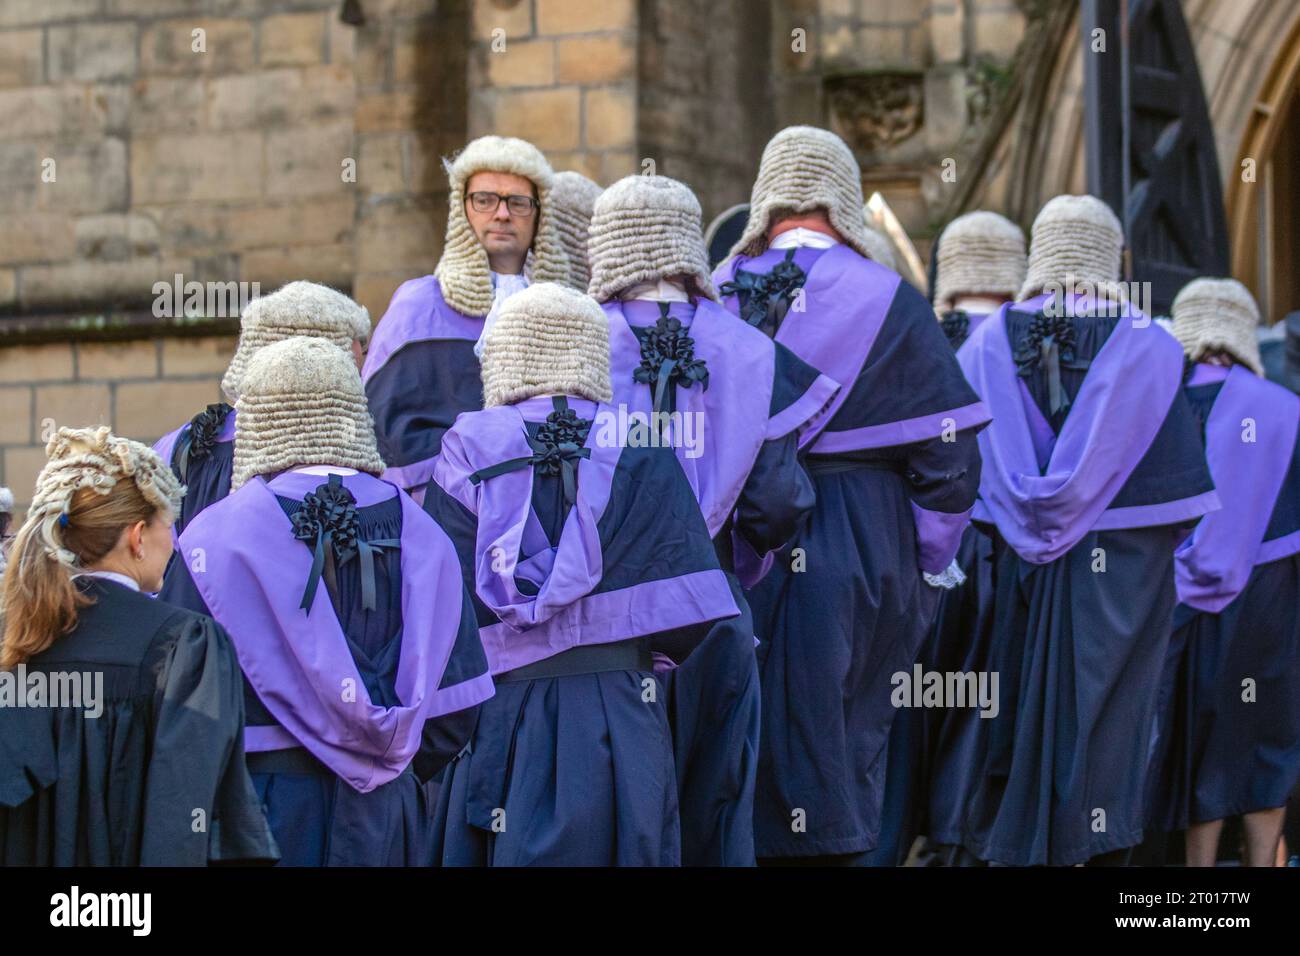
[631,302,709,417]
[939,310,972,350]
[469,397,593,508]
[718,247,808,336]
[1013,311,1086,416]
[289,474,399,613]
[176,402,232,481]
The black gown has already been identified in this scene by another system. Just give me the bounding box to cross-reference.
[665,426,814,867]
[0,577,278,866]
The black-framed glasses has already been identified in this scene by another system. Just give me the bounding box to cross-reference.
[467,191,538,217]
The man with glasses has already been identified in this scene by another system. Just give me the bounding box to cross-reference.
[362,136,570,498]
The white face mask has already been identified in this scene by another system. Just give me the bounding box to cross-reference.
[473,272,531,360]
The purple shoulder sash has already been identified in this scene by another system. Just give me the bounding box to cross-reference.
[958,300,1212,564]
[606,298,772,536]
[1176,365,1300,611]
[433,399,619,630]
[361,276,483,383]
[153,425,185,470]
[717,243,889,448]
[432,398,739,673]
[178,471,493,792]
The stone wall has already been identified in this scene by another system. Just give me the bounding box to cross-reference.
[1,335,233,514]
[466,0,639,185]
[636,0,774,221]
[351,0,468,322]
[0,0,358,316]
[770,0,1029,253]
[0,0,469,514]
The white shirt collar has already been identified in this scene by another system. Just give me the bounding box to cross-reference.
[293,465,359,476]
[951,295,1006,315]
[769,227,840,251]
[491,270,529,293]
[75,570,140,592]
[621,278,690,303]
[474,271,531,359]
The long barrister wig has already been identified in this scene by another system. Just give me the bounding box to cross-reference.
[231,336,387,491]
[1171,277,1264,376]
[587,174,719,303]
[221,281,373,403]
[550,170,604,291]
[434,135,571,317]
[1019,194,1125,302]
[729,125,878,264]
[479,282,613,409]
[932,210,1027,311]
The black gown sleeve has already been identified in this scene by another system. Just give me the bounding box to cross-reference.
[139,614,279,865]
[411,583,490,782]
[733,432,815,555]
[902,428,984,516]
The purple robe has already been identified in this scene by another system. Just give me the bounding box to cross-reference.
[1175,363,1300,611]
[606,297,835,536]
[713,243,986,859]
[605,297,833,586]
[362,276,485,496]
[1145,362,1300,833]
[606,296,827,866]
[955,293,1218,865]
[177,470,494,793]
[153,406,237,542]
[422,394,743,866]
[716,243,989,573]
[957,295,1220,563]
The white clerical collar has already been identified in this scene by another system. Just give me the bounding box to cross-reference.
[621,278,690,303]
[293,465,359,476]
[769,227,840,250]
[74,570,140,592]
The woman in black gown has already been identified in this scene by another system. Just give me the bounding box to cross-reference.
[0,425,277,865]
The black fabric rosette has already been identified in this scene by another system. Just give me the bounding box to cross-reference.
[1013,311,1084,415]
[290,474,398,612]
[719,247,808,336]
[631,303,709,417]
[470,397,593,507]
[939,310,972,350]
[175,402,232,481]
